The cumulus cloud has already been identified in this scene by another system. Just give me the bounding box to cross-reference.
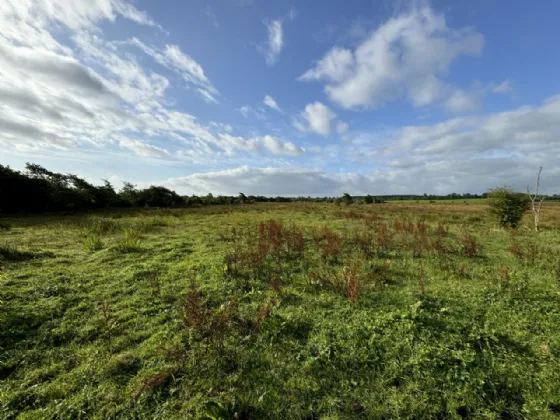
[299,6,484,109]
[263,95,282,112]
[165,94,560,196]
[389,94,560,156]
[294,101,348,136]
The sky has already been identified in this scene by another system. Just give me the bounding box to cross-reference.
[1,0,559,196]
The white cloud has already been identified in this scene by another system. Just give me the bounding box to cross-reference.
[217,134,304,157]
[299,6,484,109]
[118,138,169,157]
[336,121,349,134]
[164,166,341,196]
[444,89,481,113]
[264,20,284,65]
[0,0,303,161]
[0,0,160,31]
[294,101,348,136]
[263,95,282,112]
[127,38,218,103]
[239,105,251,118]
[389,94,560,156]
[299,47,354,83]
[492,79,512,94]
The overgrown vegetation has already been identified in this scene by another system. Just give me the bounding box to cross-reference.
[1,202,559,418]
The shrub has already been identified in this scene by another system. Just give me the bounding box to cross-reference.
[487,186,530,228]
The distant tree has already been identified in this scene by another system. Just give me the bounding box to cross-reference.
[119,182,139,206]
[137,186,183,207]
[342,193,353,205]
[238,192,247,204]
[527,167,545,232]
[487,186,530,228]
[364,195,374,204]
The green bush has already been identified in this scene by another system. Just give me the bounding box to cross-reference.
[487,186,529,228]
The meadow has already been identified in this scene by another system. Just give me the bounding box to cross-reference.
[1,202,559,419]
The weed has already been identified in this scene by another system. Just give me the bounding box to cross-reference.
[0,222,11,231]
[412,231,427,258]
[316,225,341,263]
[98,300,116,332]
[344,263,360,303]
[83,233,104,251]
[181,280,208,331]
[498,265,513,289]
[377,223,392,252]
[253,297,274,332]
[270,276,282,293]
[460,234,479,257]
[84,217,119,235]
[416,221,428,235]
[419,262,425,296]
[132,370,176,399]
[114,228,141,252]
[524,239,541,264]
[354,230,374,256]
[508,241,524,259]
[457,263,472,279]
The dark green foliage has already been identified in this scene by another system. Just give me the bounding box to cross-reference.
[0,163,184,213]
[487,186,530,228]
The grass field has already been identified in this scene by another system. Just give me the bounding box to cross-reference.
[388,198,488,204]
[1,202,560,419]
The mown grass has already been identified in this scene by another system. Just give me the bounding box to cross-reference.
[1,202,560,419]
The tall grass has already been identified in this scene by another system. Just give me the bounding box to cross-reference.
[114,229,141,252]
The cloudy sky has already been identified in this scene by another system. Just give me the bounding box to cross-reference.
[1,0,559,196]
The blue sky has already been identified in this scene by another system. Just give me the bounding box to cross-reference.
[1,0,559,195]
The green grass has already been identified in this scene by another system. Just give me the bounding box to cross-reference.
[388,198,489,204]
[1,203,560,419]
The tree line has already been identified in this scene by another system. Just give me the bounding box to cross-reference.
[1,163,557,215]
